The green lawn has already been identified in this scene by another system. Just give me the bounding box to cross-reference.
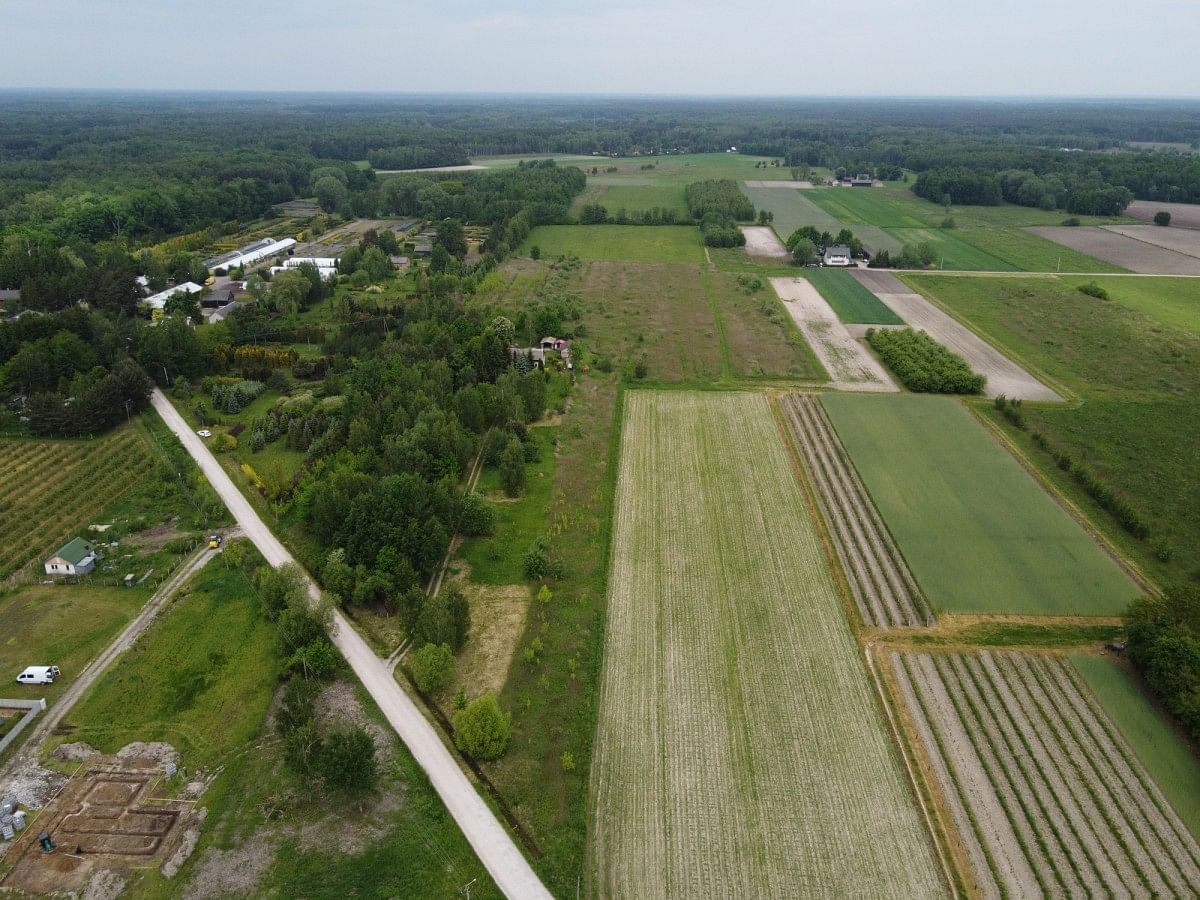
[745,186,843,236]
[520,225,703,263]
[953,227,1126,273]
[807,188,929,228]
[458,427,557,584]
[1071,653,1200,841]
[821,393,1139,616]
[803,268,903,324]
[883,227,1015,270]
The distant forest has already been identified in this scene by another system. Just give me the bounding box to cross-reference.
[3,94,1200,246]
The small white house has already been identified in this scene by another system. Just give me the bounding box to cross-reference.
[822,245,852,267]
[44,537,98,576]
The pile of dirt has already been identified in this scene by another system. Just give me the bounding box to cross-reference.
[116,741,180,770]
[162,808,207,878]
[53,741,100,762]
[313,681,397,765]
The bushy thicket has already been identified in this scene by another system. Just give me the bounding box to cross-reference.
[684,179,755,220]
[866,328,985,394]
[576,204,682,225]
[699,212,745,247]
[1127,584,1200,743]
[209,378,265,413]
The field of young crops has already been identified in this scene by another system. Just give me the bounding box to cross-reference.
[0,427,155,578]
[780,394,931,627]
[590,391,945,898]
[890,649,1200,898]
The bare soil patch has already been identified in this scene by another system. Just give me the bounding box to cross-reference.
[1125,200,1200,229]
[744,179,815,189]
[124,519,189,552]
[446,563,530,697]
[848,271,1062,401]
[1028,226,1200,275]
[769,278,897,391]
[739,225,790,260]
[1103,224,1200,259]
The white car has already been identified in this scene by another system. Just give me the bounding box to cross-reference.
[197,429,212,438]
[17,666,60,685]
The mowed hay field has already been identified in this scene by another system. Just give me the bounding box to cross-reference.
[590,391,944,899]
[821,394,1138,615]
[520,224,703,263]
[0,427,154,578]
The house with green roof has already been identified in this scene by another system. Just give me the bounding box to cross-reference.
[44,537,98,576]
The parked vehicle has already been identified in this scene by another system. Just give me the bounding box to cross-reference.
[16,666,60,685]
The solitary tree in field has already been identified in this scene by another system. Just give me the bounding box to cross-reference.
[500,438,526,496]
[1154,211,1172,226]
[454,694,512,760]
[791,238,817,266]
[320,725,378,803]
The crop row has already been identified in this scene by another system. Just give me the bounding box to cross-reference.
[893,650,1200,898]
[591,392,944,898]
[0,432,155,577]
[781,393,932,627]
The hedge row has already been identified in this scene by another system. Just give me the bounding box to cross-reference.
[866,327,985,394]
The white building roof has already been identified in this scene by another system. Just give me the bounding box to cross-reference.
[270,265,337,280]
[283,256,338,268]
[143,282,203,310]
[218,237,298,271]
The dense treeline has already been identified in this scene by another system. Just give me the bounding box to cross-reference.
[914,166,1134,214]
[684,180,755,221]
[1127,584,1200,743]
[865,328,985,394]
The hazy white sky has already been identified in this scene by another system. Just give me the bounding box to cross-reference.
[3,0,1198,96]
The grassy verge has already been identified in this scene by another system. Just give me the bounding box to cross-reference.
[1071,652,1200,841]
[805,268,903,324]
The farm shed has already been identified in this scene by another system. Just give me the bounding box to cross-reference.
[142,282,202,312]
[44,537,98,576]
[413,242,433,258]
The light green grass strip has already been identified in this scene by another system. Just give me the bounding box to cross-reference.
[1070,653,1200,842]
[519,224,703,263]
[820,394,1138,615]
[805,268,903,324]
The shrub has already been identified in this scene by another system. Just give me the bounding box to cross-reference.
[1078,281,1109,300]
[454,694,512,761]
[530,245,542,259]
[940,216,956,229]
[459,493,496,536]
[410,642,455,694]
[865,328,985,394]
[499,438,526,496]
[319,725,378,799]
[1062,217,1081,226]
[523,537,551,579]
[1154,211,1172,226]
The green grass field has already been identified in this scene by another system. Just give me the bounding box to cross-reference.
[595,183,688,214]
[821,393,1139,615]
[591,391,943,898]
[953,227,1127,273]
[1061,275,1200,333]
[804,268,903,324]
[458,427,557,583]
[1071,653,1200,841]
[520,225,703,263]
[574,152,805,183]
[807,188,929,228]
[907,273,1200,583]
[744,186,844,235]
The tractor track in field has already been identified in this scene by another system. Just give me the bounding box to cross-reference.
[781,394,932,628]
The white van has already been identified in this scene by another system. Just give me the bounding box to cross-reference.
[16,666,60,685]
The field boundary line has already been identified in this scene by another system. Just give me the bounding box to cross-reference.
[865,643,962,899]
[896,274,1078,404]
[968,406,1158,598]
[698,266,733,380]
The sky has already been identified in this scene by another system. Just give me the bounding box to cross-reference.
[2,0,1199,97]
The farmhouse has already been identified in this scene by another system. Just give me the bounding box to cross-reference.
[44,537,98,576]
[823,245,853,267]
[852,174,874,187]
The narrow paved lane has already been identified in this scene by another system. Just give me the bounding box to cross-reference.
[150,390,552,900]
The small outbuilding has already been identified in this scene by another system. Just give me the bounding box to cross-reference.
[44,537,98,576]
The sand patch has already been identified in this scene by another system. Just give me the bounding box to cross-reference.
[447,564,530,697]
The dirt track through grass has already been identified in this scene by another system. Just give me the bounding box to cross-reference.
[590,391,945,899]
[891,649,1200,898]
[780,394,930,627]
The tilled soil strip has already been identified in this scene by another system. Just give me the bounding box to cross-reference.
[1043,659,1200,890]
[781,394,930,627]
[891,653,1004,899]
[1000,654,1163,897]
[966,654,1116,894]
[942,654,1085,897]
[909,654,1044,896]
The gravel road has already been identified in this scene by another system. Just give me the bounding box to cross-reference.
[848,271,1062,401]
[150,391,550,900]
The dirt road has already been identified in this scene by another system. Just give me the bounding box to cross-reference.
[149,391,550,900]
[0,540,223,800]
[849,271,1062,402]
